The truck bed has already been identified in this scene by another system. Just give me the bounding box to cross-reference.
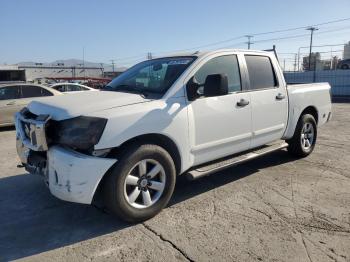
[283,82,332,139]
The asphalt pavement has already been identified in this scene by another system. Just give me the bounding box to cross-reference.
[0,103,349,262]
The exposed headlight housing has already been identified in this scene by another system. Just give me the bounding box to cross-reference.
[47,116,107,151]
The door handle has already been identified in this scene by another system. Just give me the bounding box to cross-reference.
[276,93,285,100]
[236,99,249,107]
[6,101,16,106]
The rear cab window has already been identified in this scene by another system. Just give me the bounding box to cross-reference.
[245,55,278,90]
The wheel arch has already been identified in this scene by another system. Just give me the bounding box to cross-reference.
[109,133,182,175]
[300,106,318,124]
[92,133,182,205]
[283,105,319,140]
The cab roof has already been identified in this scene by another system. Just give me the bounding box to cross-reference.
[156,49,272,59]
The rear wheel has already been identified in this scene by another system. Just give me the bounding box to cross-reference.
[104,144,176,222]
[287,114,317,157]
[341,64,349,70]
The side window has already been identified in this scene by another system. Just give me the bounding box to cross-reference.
[245,55,277,90]
[194,55,241,93]
[66,85,81,91]
[55,85,66,92]
[21,85,44,98]
[0,86,20,100]
[41,88,54,96]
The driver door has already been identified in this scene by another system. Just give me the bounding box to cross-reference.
[187,54,252,165]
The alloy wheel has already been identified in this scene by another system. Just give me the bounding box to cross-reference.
[301,122,315,151]
[123,159,166,209]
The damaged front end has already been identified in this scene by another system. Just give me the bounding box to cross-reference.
[15,108,117,204]
[15,108,51,179]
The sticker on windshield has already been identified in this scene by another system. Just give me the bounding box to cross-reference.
[168,59,192,65]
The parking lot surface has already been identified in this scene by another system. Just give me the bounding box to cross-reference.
[0,103,349,262]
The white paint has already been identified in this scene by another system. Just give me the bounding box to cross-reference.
[47,146,116,204]
[28,91,151,120]
[283,83,332,139]
[19,49,332,205]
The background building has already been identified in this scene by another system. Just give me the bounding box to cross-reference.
[103,70,125,79]
[303,52,322,71]
[0,65,25,82]
[0,59,128,83]
[302,53,340,71]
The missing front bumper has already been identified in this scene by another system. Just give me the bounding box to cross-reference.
[47,146,117,204]
[16,139,117,205]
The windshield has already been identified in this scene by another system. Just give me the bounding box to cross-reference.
[102,56,196,96]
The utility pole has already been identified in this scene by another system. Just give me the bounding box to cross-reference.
[100,63,104,77]
[283,59,286,71]
[245,35,253,49]
[83,47,86,79]
[294,53,297,72]
[147,52,153,60]
[110,59,115,72]
[306,27,318,71]
[297,47,301,71]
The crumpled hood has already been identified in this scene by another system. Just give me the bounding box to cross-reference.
[28,91,150,120]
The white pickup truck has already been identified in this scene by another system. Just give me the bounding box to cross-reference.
[15,49,332,222]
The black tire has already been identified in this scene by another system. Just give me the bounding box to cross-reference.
[104,144,176,223]
[341,64,349,70]
[287,114,317,157]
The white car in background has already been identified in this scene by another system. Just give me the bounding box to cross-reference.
[0,83,62,127]
[49,83,96,93]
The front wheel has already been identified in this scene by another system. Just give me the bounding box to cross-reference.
[287,114,317,157]
[104,144,176,223]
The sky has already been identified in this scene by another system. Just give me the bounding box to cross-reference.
[1,0,350,70]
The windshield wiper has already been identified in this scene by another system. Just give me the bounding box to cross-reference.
[100,85,113,91]
[106,84,149,98]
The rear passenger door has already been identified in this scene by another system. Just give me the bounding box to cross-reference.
[244,55,288,148]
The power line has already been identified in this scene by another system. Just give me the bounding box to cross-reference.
[155,36,245,56]
[251,17,350,36]
[254,33,310,43]
[158,17,350,54]
[312,43,346,48]
[244,26,350,45]
[111,17,350,66]
[223,27,350,55]
[280,50,343,56]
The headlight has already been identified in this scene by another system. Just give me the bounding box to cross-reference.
[48,116,107,151]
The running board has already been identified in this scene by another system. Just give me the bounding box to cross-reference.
[186,142,288,180]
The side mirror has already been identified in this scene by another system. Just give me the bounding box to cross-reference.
[203,74,228,97]
[186,76,201,101]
